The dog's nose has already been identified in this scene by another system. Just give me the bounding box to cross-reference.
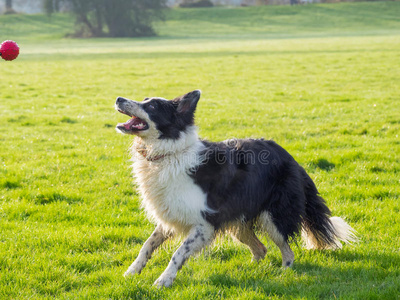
[116,97,127,104]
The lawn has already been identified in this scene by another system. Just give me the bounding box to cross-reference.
[1,2,400,299]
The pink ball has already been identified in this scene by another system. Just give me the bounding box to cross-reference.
[0,40,20,61]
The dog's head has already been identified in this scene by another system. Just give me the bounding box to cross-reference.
[115,90,201,140]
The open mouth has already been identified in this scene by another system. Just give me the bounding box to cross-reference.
[117,110,149,133]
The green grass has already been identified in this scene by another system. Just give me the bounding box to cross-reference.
[1,2,400,299]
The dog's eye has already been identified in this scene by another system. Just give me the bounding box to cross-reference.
[148,104,155,110]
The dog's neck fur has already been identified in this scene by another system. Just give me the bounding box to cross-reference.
[129,125,208,233]
[130,125,201,162]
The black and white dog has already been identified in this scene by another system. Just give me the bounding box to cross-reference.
[115,90,356,288]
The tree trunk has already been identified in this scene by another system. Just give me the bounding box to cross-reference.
[62,0,164,38]
[54,0,60,11]
[79,13,98,36]
[5,0,16,14]
[6,0,12,10]
[94,4,103,35]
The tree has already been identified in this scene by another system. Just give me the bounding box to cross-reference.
[43,0,61,15]
[179,0,213,8]
[5,0,16,14]
[52,0,166,37]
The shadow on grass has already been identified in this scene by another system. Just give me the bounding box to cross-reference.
[326,249,400,270]
[0,179,22,189]
[193,248,400,298]
[309,158,336,171]
[34,192,83,205]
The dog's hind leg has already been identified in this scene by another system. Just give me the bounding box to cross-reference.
[154,223,215,288]
[260,212,295,268]
[231,222,267,261]
[124,224,172,277]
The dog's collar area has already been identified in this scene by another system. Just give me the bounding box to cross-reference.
[137,149,167,162]
[134,143,195,162]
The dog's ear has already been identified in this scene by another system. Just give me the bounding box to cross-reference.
[175,90,201,115]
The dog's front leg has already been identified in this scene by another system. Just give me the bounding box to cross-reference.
[154,223,215,288]
[124,224,172,277]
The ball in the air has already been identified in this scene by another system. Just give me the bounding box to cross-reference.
[0,40,20,61]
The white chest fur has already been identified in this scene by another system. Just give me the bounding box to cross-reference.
[131,141,210,233]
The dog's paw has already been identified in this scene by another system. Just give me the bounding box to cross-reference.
[282,259,294,268]
[153,273,175,288]
[124,269,137,277]
[123,261,145,277]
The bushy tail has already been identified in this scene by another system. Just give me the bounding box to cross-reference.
[302,216,358,250]
[300,169,358,250]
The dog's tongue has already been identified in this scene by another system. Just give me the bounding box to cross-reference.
[123,117,146,130]
[123,117,137,130]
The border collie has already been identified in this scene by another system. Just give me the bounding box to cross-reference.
[115,90,357,288]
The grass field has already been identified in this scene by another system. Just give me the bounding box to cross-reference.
[1,2,400,299]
